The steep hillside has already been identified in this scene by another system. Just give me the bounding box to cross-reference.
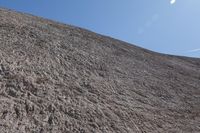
[0,8,200,133]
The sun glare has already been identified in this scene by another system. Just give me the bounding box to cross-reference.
[170,0,176,5]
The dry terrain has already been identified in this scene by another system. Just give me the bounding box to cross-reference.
[0,8,200,133]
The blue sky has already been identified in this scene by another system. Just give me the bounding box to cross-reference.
[0,0,200,57]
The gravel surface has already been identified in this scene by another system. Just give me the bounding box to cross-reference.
[0,8,200,133]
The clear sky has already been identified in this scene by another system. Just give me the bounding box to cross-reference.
[0,0,200,57]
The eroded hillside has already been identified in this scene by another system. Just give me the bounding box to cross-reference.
[0,8,200,133]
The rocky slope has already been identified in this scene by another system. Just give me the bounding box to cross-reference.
[0,8,200,133]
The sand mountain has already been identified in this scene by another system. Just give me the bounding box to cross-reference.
[0,8,200,133]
